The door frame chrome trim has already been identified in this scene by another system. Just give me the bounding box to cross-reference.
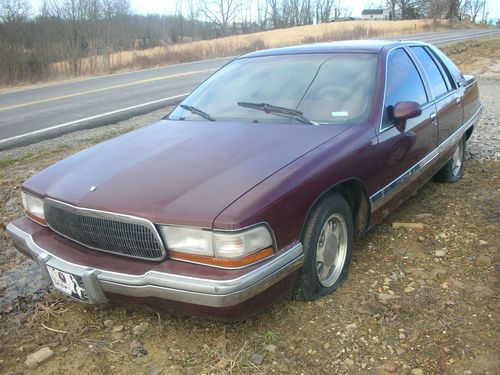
[379,43,433,134]
[378,42,461,134]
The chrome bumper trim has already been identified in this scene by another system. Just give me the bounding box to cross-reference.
[6,223,304,308]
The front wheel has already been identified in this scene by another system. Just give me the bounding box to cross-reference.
[296,194,353,301]
[434,135,465,183]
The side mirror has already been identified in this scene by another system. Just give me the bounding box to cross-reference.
[393,101,422,121]
[392,101,422,132]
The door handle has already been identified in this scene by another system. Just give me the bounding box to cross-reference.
[456,98,462,106]
[430,112,437,126]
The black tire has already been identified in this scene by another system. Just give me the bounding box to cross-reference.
[434,135,465,183]
[296,194,353,301]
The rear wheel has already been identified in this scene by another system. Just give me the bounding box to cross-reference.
[434,135,465,183]
[296,194,353,301]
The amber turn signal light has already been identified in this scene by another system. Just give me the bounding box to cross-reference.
[169,246,274,268]
[26,211,48,226]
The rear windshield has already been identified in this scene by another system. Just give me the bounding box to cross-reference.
[168,53,378,125]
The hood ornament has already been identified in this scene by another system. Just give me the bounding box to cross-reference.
[90,185,97,192]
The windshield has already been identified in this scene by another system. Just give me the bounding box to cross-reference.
[168,53,378,125]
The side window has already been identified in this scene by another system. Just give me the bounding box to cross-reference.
[382,48,427,129]
[428,46,465,88]
[424,46,455,90]
[411,46,449,98]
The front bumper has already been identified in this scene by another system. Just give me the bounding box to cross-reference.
[6,221,304,308]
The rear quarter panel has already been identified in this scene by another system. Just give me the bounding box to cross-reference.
[462,75,481,126]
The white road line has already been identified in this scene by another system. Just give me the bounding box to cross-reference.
[0,93,189,145]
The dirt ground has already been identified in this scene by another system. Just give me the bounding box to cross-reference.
[0,38,498,374]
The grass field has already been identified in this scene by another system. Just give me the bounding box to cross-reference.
[50,19,445,82]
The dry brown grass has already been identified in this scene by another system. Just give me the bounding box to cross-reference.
[49,19,445,82]
[440,36,500,76]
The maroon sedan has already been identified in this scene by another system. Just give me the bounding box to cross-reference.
[7,40,481,319]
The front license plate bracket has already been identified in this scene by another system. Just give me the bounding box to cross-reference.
[47,266,89,302]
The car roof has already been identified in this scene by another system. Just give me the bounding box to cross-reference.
[241,39,429,58]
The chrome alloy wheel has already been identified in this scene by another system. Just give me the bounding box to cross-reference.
[316,213,348,287]
[452,140,464,176]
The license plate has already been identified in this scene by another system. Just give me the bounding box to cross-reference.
[46,266,89,302]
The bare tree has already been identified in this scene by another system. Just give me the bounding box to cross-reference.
[257,0,269,29]
[101,0,130,70]
[446,0,459,22]
[301,0,313,24]
[186,0,200,38]
[0,0,31,84]
[267,0,280,28]
[395,0,422,19]
[315,0,336,22]
[386,0,397,19]
[332,0,348,19]
[422,0,449,22]
[240,1,253,33]
[0,0,30,22]
[199,0,241,36]
[468,0,484,22]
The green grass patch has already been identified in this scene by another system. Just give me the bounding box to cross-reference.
[0,152,35,168]
[263,330,279,343]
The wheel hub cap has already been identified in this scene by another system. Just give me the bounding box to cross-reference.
[323,234,338,267]
[316,214,348,288]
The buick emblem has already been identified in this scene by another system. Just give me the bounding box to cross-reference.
[90,185,97,192]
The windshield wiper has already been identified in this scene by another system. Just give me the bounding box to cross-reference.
[237,101,317,125]
[180,104,215,122]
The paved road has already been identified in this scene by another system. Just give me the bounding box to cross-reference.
[0,28,498,150]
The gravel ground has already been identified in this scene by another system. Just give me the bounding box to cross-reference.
[0,38,498,374]
[465,77,500,161]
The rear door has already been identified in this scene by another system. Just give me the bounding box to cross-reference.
[409,45,463,145]
[429,45,480,127]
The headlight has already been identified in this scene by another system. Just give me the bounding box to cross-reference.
[213,227,273,259]
[160,225,274,268]
[21,191,47,226]
[160,226,213,256]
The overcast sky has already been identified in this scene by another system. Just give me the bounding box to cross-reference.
[27,0,500,19]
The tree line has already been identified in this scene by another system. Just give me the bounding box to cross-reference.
[384,0,486,22]
[0,0,486,86]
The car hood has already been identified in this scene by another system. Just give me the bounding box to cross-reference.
[24,120,349,227]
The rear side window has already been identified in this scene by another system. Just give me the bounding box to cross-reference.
[428,46,465,87]
[411,46,449,98]
[382,48,427,128]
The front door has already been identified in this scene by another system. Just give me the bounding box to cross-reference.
[372,47,437,213]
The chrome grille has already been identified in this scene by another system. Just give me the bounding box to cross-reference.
[44,199,166,261]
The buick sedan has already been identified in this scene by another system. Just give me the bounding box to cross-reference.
[7,40,481,319]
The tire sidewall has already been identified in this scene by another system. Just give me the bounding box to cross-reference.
[433,135,466,183]
[451,136,466,179]
[299,194,354,301]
